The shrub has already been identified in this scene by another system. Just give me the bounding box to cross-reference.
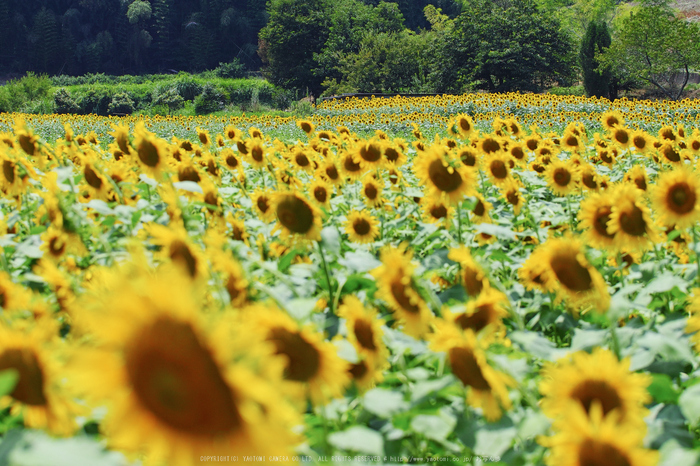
[194,84,224,114]
[54,88,80,114]
[77,87,113,115]
[173,74,203,101]
[108,92,136,115]
[214,59,246,79]
[152,86,184,112]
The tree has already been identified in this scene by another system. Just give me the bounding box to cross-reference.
[580,20,612,98]
[597,5,700,100]
[458,0,575,93]
[258,0,333,96]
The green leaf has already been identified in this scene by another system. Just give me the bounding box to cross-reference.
[328,426,384,456]
[278,248,301,272]
[363,388,409,418]
[410,412,457,442]
[0,430,128,466]
[0,369,18,397]
[474,416,517,457]
[475,223,516,241]
[320,227,341,256]
[658,439,700,466]
[339,250,381,273]
[678,383,700,426]
[648,374,680,404]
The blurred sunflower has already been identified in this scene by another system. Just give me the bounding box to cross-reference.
[414,146,476,205]
[651,167,700,229]
[250,188,276,223]
[448,247,489,298]
[444,288,509,336]
[297,119,315,136]
[308,179,332,208]
[539,348,651,428]
[345,210,380,244]
[372,245,434,339]
[544,159,579,196]
[484,152,512,187]
[540,402,658,466]
[337,295,389,372]
[133,122,169,176]
[145,223,207,281]
[607,184,659,252]
[579,192,617,251]
[271,192,323,242]
[429,326,514,421]
[601,110,625,130]
[470,194,492,223]
[422,196,453,225]
[72,270,301,465]
[623,165,648,192]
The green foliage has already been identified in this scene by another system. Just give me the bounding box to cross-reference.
[458,0,575,93]
[597,5,700,101]
[107,92,136,115]
[580,20,613,99]
[194,84,225,115]
[151,86,184,112]
[53,89,81,114]
[0,73,53,113]
[214,59,246,79]
[173,75,204,101]
[547,85,586,96]
[259,0,333,96]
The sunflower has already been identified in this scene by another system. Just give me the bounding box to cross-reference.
[623,164,648,192]
[544,159,579,196]
[610,126,632,149]
[630,130,654,154]
[345,210,380,244]
[560,130,584,153]
[210,252,249,307]
[421,196,454,225]
[337,296,389,373]
[271,192,323,242]
[109,123,132,156]
[539,348,651,428]
[455,146,480,169]
[224,125,242,141]
[470,194,492,223]
[686,291,700,352]
[540,402,658,466]
[651,167,700,229]
[297,119,315,136]
[241,304,350,405]
[250,188,276,223]
[372,245,434,339]
[0,321,78,436]
[448,247,489,298]
[414,146,476,205]
[444,288,509,336]
[383,143,407,167]
[361,176,384,207]
[452,114,476,139]
[429,326,514,421]
[658,125,677,143]
[71,269,301,465]
[133,122,169,176]
[246,139,267,168]
[289,148,315,173]
[356,140,384,169]
[144,223,207,281]
[579,192,617,250]
[607,184,659,252]
[501,178,525,216]
[339,150,366,181]
[656,142,682,165]
[40,226,86,263]
[601,110,625,131]
[484,152,513,187]
[317,156,344,186]
[525,236,610,312]
[308,179,332,208]
[195,127,211,147]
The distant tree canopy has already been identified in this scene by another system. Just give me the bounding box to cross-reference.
[0,0,268,75]
[260,0,576,96]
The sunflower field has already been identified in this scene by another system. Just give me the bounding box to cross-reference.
[0,92,700,466]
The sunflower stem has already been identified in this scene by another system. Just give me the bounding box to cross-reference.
[610,322,622,360]
[317,241,335,314]
[456,200,463,245]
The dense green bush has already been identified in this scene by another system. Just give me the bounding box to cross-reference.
[152,86,185,112]
[107,92,136,115]
[0,73,53,113]
[214,59,247,79]
[194,84,225,114]
[53,88,81,114]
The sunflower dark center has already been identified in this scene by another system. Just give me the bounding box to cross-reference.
[353,218,371,236]
[459,118,471,132]
[565,136,578,147]
[620,205,647,236]
[0,348,47,406]
[344,155,362,173]
[385,147,399,163]
[594,207,615,238]
[18,134,36,156]
[251,146,264,162]
[169,240,198,278]
[313,186,328,203]
[455,305,492,333]
[295,153,310,167]
[634,177,647,191]
[226,155,239,168]
[662,146,681,162]
[326,165,339,180]
[506,190,520,206]
[571,379,623,418]
[138,140,160,167]
[668,182,695,214]
[633,136,647,150]
[349,360,368,380]
[3,161,15,184]
[550,251,593,292]
[553,168,571,187]
[473,200,485,216]
[448,347,491,391]
[49,236,66,256]
[578,439,631,466]
[268,327,321,382]
[460,151,477,167]
[257,196,269,213]
[582,173,597,189]
[126,317,242,436]
[277,196,314,234]
[430,204,448,219]
[490,160,508,179]
[614,130,629,144]
[178,166,200,183]
[364,184,378,200]
[463,268,483,296]
[482,138,500,154]
[390,277,421,314]
[511,147,525,160]
[360,144,382,162]
[354,320,377,351]
[428,159,462,192]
